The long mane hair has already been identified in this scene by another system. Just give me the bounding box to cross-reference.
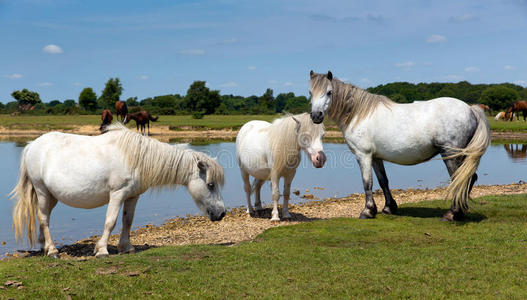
[107,124,224,189]
[267,113,324,177]
[310,73,393,127]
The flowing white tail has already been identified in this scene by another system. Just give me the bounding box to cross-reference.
[9,147,39,246]
[446,106,491,212]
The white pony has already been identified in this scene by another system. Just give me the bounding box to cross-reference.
[309,71,490,221]
[236,113,326,221]
[10,123,226,258]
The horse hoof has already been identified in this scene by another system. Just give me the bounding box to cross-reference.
[382,206,397,215]
[441,211,454,222]
[359,207,377,219]
[95,252,109,258]
[48,252,60,259]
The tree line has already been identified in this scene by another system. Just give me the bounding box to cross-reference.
[2,78,526,116]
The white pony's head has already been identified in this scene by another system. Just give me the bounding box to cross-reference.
[309,70,334,124]
[292,114,326,168]
[187,157,226,222]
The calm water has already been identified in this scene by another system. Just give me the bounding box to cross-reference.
[1,141,526,255]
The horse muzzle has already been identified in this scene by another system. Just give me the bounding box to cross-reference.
[310,151,327,168]
[310,111,324,124]
[208,209,226,222]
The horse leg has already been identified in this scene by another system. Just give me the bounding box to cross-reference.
[372,159,397,215]
[281,173,294,220]
[270,175,281,221]
[440,153,477,221]
[118,196,139,254]
[147,121,150,136]
[357,154,377,219]
[241,170,254,214]
[254,179,265,211]
[35,188,59,257]
[95,191,126,258]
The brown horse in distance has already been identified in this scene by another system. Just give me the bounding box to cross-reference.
[123,111,159,136]
[99,109,113,132]
[475,104,492,116]
[115,101,128,122]
[506,101,527,121]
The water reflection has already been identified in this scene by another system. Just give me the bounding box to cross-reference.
[503,144,527,162]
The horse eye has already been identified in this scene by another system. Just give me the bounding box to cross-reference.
[207,183,215,190]
[327,91,332,97]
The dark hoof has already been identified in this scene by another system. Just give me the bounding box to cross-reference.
[441,210,465,221]
[382,203,398,215]
[359,207,377,219]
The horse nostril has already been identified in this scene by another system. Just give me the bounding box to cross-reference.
[219,211,226,220]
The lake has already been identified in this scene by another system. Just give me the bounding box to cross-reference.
[1,140,526,255]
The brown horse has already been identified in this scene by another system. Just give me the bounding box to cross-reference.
[506,101,527,121]
[475,104,492,116]
[123,111,159,136]
[100,109,113,132]
[115,101,128,122]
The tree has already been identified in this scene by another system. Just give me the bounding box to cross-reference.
[284,96,310,113]
[184,81,221,114]
[63,99,76,107]
[258,88,274,113]
[11,89,41,111]
[275,92,294,113]
[79,87,97,111]
[479,85,519,110]
[99,78,123,108]
[126,96,139,106]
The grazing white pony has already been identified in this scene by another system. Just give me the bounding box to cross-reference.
[309,71,490,221]
[494,111,514,121]
[236,113,326,221]
[10,124,226,258]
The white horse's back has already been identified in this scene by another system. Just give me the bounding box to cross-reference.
[25,131,132,208]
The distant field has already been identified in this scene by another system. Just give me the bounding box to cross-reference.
[0,114,526,132]
[1,194,526,298]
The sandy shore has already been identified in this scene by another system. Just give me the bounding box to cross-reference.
[5,183,525,260]
[1,125,526,142]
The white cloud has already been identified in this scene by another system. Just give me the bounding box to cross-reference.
[179,49,205,55]
[283,82,293,87]
[73,82,81,86]
[448,14,478,23]
[395,61,415,69]
[248,66,256,70]
[38,82,53,87]
[5,73,22,79]
[140,75,149,80]
[43,44,63,54]
[465,66,480,72]
[222,38,238,44]
[504,65,515,71]
[514,80,527,86]
[268,80,278,85]
[426,34,447,43]
[220,81,238,88]
[359,78,371,84]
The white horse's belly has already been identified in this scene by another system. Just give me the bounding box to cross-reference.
[375,141,437,165]
[46,178,111,208]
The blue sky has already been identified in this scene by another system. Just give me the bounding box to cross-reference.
[1,0,526,103]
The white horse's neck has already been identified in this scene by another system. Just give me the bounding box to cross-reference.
[268,116,301,176]
[328,79,393,127]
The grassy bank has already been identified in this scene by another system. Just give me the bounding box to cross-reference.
[1,114,527,133]
[1,194,526,298]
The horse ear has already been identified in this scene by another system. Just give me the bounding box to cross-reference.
[310,70,314,78]
[327,71,333,81]
[292,116,301,133]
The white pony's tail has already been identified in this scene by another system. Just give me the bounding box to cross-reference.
[9,147,38,246]
[445,106,491,212]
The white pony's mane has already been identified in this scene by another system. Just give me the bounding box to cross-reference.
[106,123,224,189]
[268,113,324,176]
[310,74,394,127]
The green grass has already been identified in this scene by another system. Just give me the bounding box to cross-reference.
[2,114,526,133]
[1,194,527,298]
[488,116,527,132]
